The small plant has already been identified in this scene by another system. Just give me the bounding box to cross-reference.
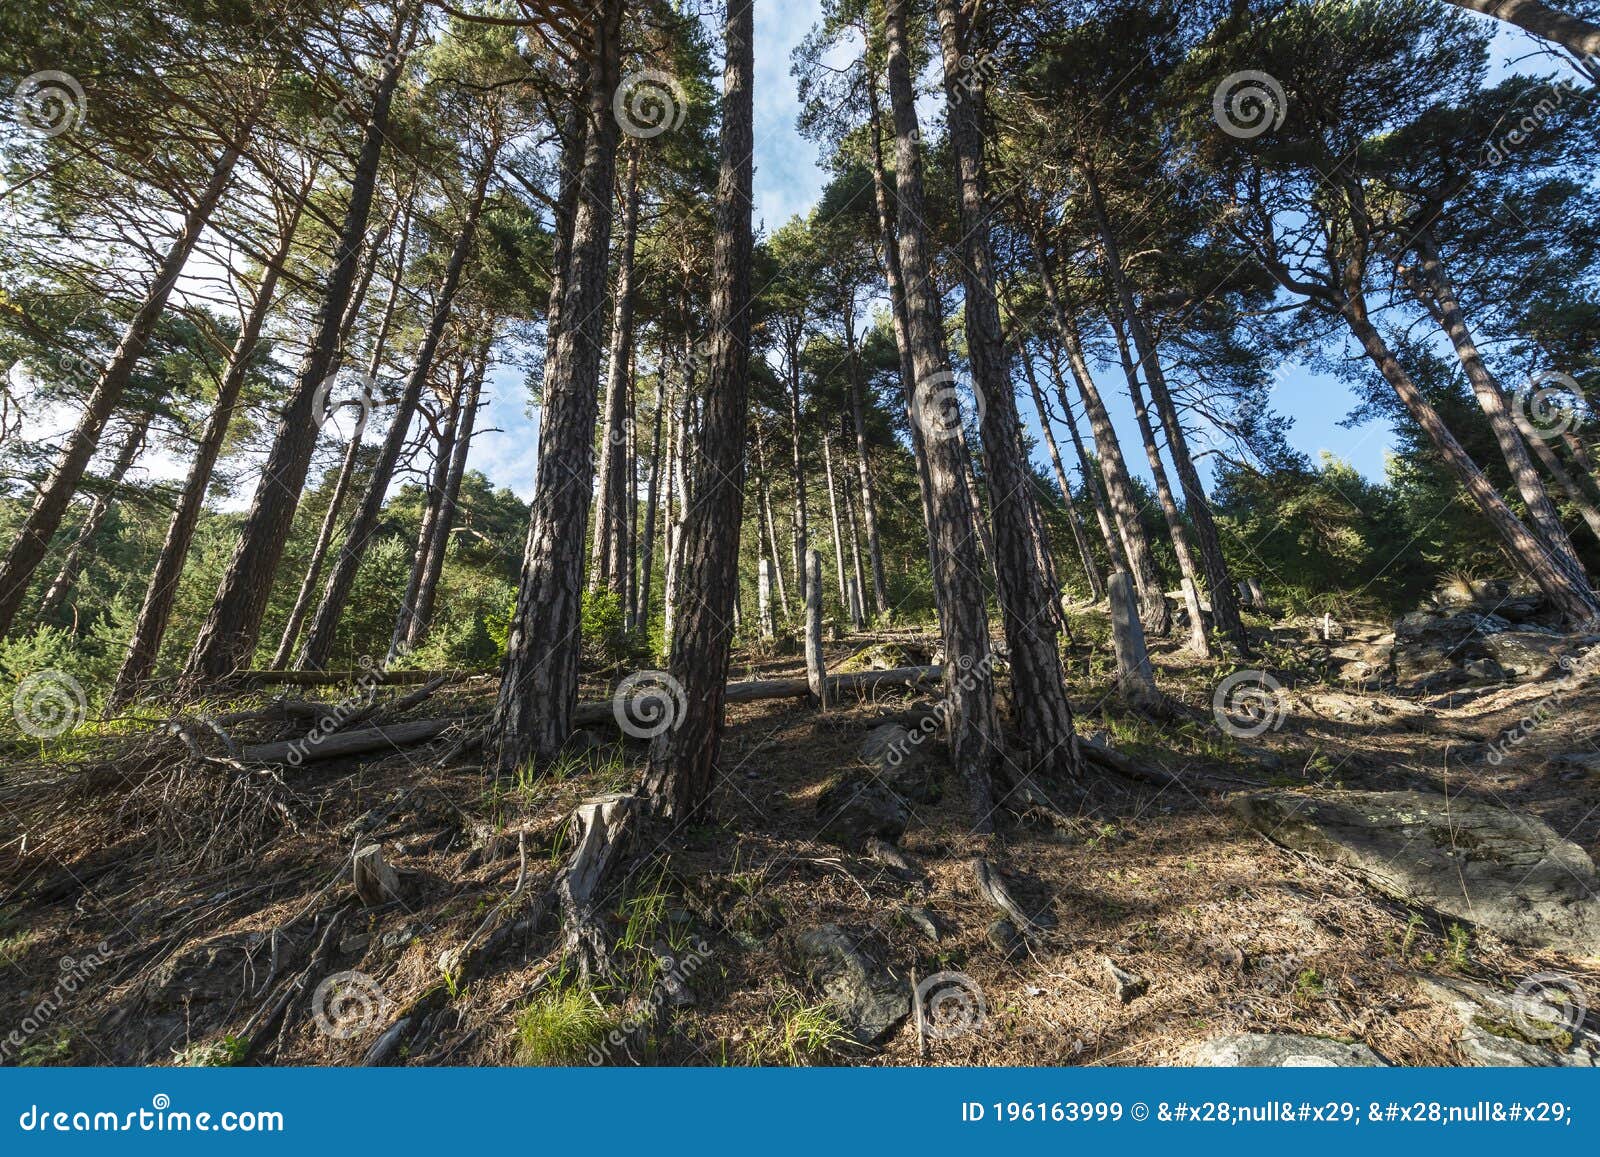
[1295,968,1326,1001]
[580,590,629,669]
[1446,923,1472,967]
[172,1035,246,1067]
[1400,913,1427,958]
[769,992,851,1066]
[514,985,615,1066]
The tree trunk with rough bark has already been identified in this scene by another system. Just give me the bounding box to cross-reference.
[591,142,641,597]
[1413,230,1590,584]
[844,310,891,617]
[885,0,1002,825]
[1108,311,1211,657]
[637,362,668,634]
[1036,240,1170,634]
[1341,289,1600,624]
[35,410,151,626]
[0,127,251,638]
[936,0,1080,779]
[1443,0,1600,59]
[1043,338,1123,579]
[112,168,313,706]
[185,11,415,679]
[1021,348,1104,601]
[641,0,755,818]
[753,421,790,620]
[1087,168,1247,655]
[822,434,850,616]
[491,0,624,773]
[297,147,496,670]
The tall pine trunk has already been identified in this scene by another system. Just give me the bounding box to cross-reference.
[297,147,497,669]
[0,123,253,637]
[1413,230,1590,581]
[185,10,416,678]
[591,142,642,597]
[35,411,151,626]
[844,311,891,617]
[642,0,756,816]
[936,0,1080,778]
[112,167,313,705]
[1021,348,1104,601]
[491,0,625,772]
[885,0,1002,824]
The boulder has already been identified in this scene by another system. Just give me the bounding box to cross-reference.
[816,774,910,849]
[1481,630,1573,681]
[1414,974,1597,1067]
[1233,790,1600,955]
[1186,1033,1386,1067]
[788,924,909,1046]
[859,723,941,804]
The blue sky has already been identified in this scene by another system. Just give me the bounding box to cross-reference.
[471,8,1567,503]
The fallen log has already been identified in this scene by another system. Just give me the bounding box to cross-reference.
[231,668,490,687]
[244,667,943,764]
[241,718,456,764]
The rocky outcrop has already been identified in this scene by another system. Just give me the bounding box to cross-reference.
[1233,790,1600,956]
[787,924,909,1047]
[1414,974,1597,1067]
[1186,1033,1386,1066]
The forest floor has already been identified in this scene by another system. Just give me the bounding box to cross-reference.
[3,607,1599,1067]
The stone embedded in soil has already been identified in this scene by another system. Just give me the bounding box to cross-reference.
[1233,790,1600,956]
[1187,1033,1387,1067]
[816,773,910,849]
[1103,957,1147,1003]
[987,917,1024,960]
[859,723,941,804]
[788,924,909,1047]
[902,905,939,942]
[1481,630,1574,681]
[1414,974,1597,1067]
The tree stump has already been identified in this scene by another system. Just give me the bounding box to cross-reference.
[758,558,776,639]
[352,843,402,907]
[1108,571,1163,713]
[805,549,828,709]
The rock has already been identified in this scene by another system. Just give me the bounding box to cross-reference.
[987,917,1024,960]
[1293,690,1434,730]
[816,774,910,849]
[859,723,941,803]
[1462,657,1503,681]
[1414,974,1597,1067]
[1233,790,1600,955]
[1552,753,1600,777]
[1187,1033,1386,1067]
[1481,630,1572,680]
[380,924,417,950]
[902,905,939,942]
[788,924,909,1047]
[1103,957,1147,1003]
[834,642,931,674]
[338,932,371,956]
[351,844,403,907]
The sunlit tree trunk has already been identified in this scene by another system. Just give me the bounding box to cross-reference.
[1021,349,1104,601]
[885,0,1002,823]
[112,166,313,705]
[185,11,416,678]
[843,310,891,617]
[642,0,756,816]
[591,142,642,597]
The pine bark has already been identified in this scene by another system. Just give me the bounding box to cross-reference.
[642,0,756,817]
[591,142,641,597]
[1443,0,1600,58]
[1021,349,1104,601]
[936,0,1080,777]
[491,0,625,773]
[112,167,314,705]
[844,311,891,617]
[297,149,496,670]
[885,0,1002,823]
[184,11,415,678]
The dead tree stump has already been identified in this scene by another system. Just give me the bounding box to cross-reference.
[1108,571,1163,713]
[805,549,828,709]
